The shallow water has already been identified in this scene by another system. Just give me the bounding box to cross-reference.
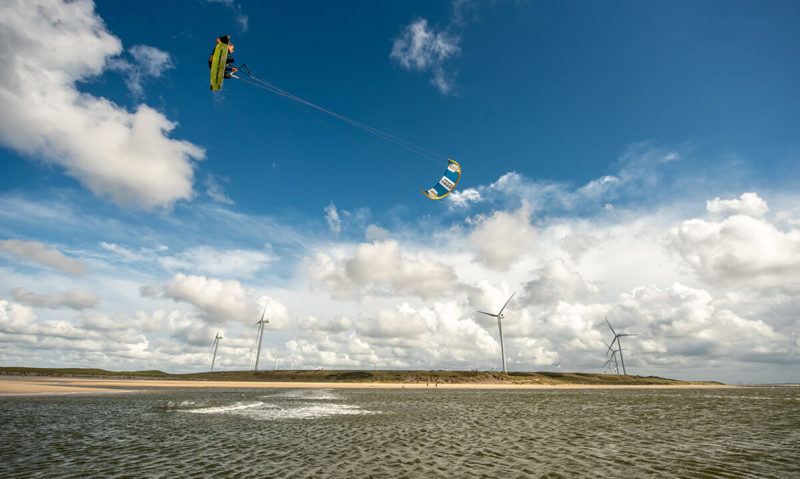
[1,387,798,478]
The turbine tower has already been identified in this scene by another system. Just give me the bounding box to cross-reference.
[478,292,516,373]
[606,318,635,375]
[254,302,269,371]
[210,331,222,372]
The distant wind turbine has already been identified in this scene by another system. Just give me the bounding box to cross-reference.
[478,292,516,373]
[602,340,620,375]
[254,302,269,371]
[210,331,222,372]
[606,318,635,375]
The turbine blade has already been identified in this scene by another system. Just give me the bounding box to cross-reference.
[605,318,617,335]
[498,291,517,316]
[477,311,498,317]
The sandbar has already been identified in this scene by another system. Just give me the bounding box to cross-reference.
[0,377,733,395]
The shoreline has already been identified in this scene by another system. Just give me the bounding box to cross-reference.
[0,377,737,396]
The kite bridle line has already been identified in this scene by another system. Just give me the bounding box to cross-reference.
[230,65,448,166]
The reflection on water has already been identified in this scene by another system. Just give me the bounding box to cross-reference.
[1,387,798,478]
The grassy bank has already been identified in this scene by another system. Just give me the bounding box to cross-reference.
[0,367,721,386]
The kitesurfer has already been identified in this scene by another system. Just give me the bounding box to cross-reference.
[209,35,238,79]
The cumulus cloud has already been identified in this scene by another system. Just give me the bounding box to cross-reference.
[448,188,482,208]
[610,283,788,361]
[163,273,289,328]
[0,300,37,334]
[307,240,462,299]
[365,224,390,241]
[12,287,99,310]
[163,273,254,324]
[467,206,537,270]
[706,192,769,217]
[0,239,86,275]
[521,259,600,305]
[0,0,204,209]
[671,211,800,290]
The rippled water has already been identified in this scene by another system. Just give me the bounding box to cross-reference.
[1,387,798,478]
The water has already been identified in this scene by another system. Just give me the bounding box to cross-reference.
[1,387,798,478]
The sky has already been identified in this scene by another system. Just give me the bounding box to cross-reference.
[1,0,799,384]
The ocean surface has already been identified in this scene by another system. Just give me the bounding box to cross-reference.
[1,386,798,478]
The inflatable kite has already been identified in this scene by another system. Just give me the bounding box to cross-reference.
[422,159,461,199]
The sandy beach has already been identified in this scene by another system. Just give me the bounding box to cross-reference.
[0,376,735,395]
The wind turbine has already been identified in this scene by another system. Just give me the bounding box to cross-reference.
[210,331,222,372]
[254,302,269,371]
[606,318,635,375]
[478,292,516,373]
[603,340,620,375]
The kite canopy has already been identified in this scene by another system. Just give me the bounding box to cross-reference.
[422,159,461,199]
[210,35,230,91]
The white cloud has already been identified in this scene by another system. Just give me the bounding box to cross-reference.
[610,283,788,361]
[159,246,276,278]
[671,212,800,290]
[0,0,204,209]
[448,188,482,208]
[163,273,254,324]
[204,175,234,205]
[365,224,390,241]
[391,18,460,94]
[162,273,289,329]
[325,202,342,234]
[706,192,769,217]
[0,239,86,275]
[307,240,462,299]
[110,44,173,97]
[467,206,538,270]
[521,259,600,305]
[12,287,99,310]
[0,300,37,333]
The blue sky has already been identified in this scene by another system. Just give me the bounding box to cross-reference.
[1,0,799,383]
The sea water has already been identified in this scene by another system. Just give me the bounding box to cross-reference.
[1,387,798,478]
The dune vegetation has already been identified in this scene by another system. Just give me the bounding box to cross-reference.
[0,367,722,385]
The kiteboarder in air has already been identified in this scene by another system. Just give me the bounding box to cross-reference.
[209,35,237,90]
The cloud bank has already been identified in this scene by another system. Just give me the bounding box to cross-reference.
[0,0,204,210]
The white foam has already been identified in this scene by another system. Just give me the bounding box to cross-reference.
[179,400,377,420]
[185,401,271,414]
[269,389,341,401]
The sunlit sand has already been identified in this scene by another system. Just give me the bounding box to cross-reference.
[0,377,735,395]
